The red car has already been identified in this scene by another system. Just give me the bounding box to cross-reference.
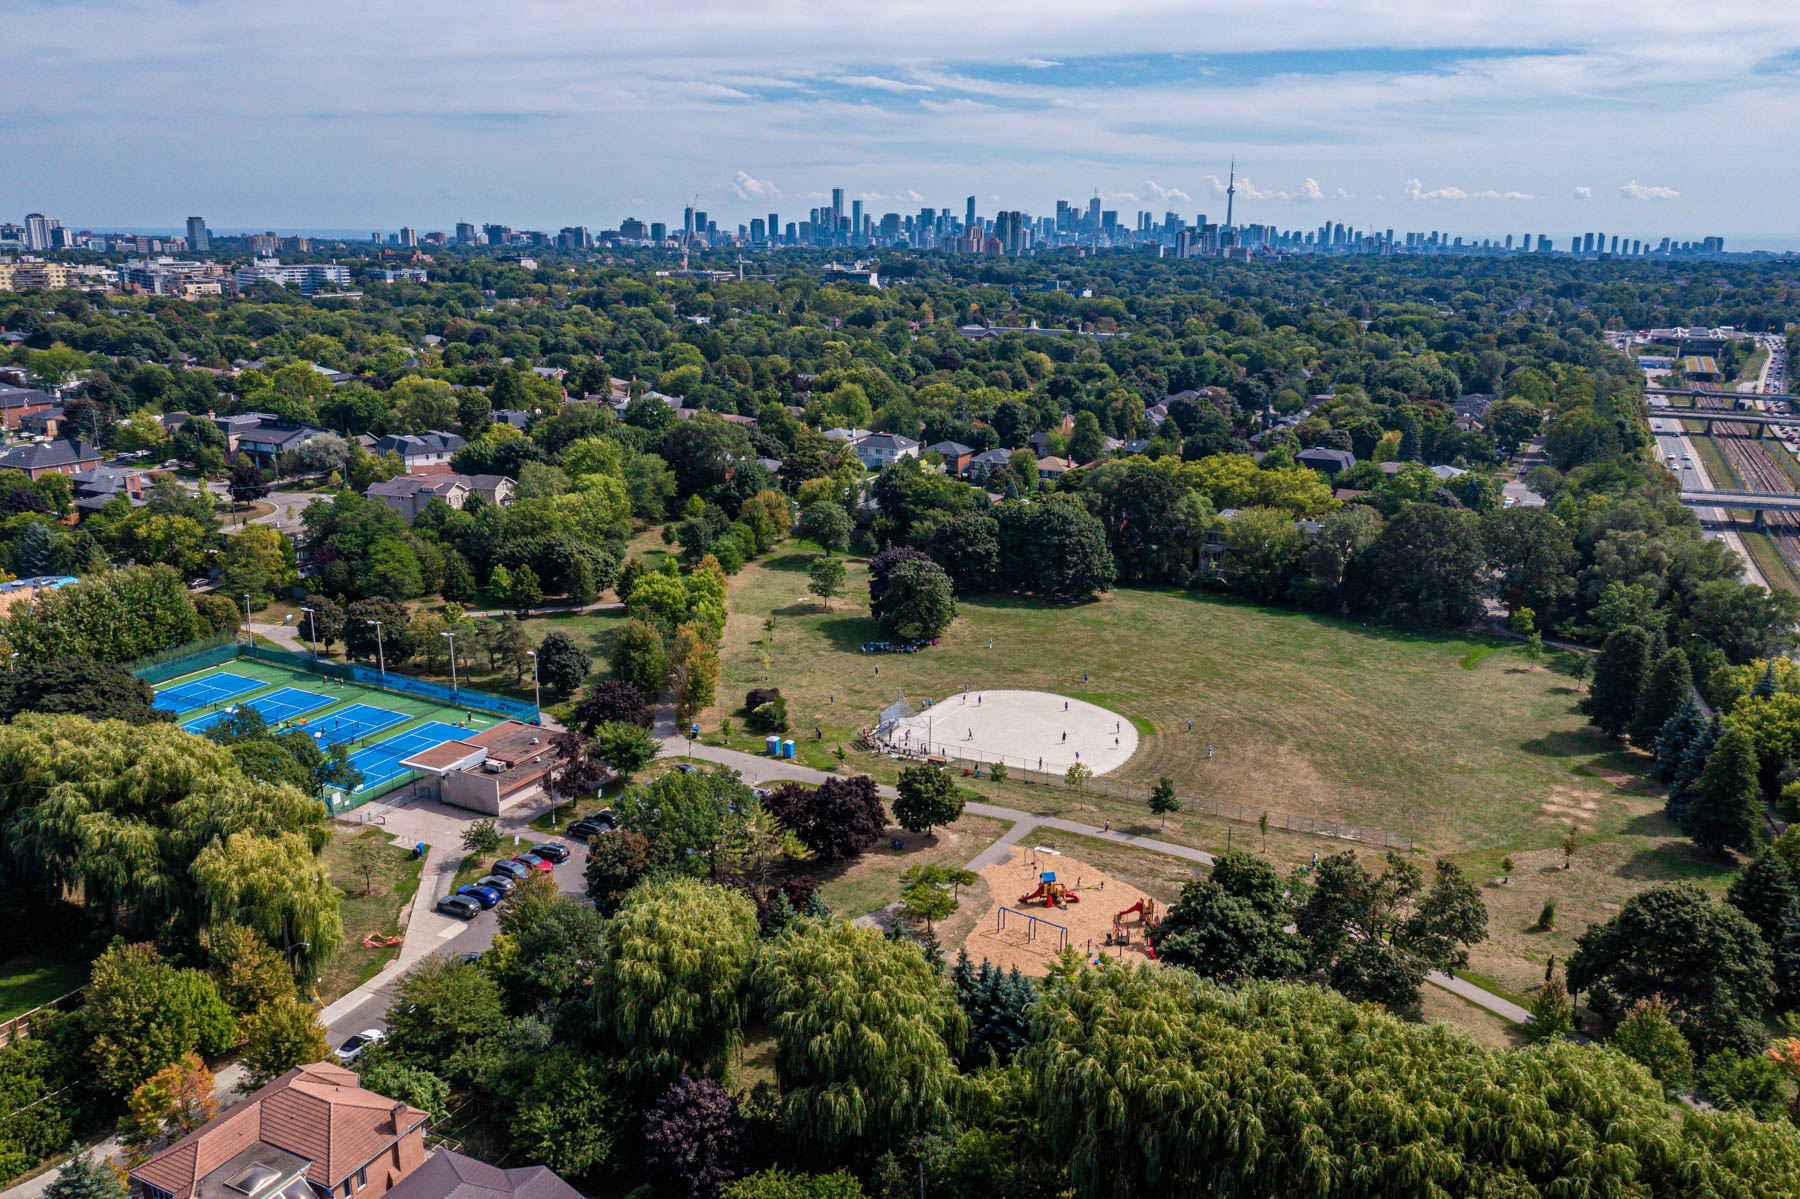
[512,853,553,872]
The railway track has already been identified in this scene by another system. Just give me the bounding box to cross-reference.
[1691,391,1800,579]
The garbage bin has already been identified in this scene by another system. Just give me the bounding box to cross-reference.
[782,739,795,759]
[765,735,781,756]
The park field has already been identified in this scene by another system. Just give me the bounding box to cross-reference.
[707,545,1743,1015]
[708,546,1638,858]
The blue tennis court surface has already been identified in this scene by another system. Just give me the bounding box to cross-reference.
[154,671,266,713]
[180,687,337,734]
[305,703,407,747]
[347,721,474,791]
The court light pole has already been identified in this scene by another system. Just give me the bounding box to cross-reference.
[442,631,458,695]
[300,605,318,660]
[366,619,385,677]
[525,648,540,716]
[241,593,252,644]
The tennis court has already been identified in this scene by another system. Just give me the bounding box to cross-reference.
[181,686,336,733]
[154,671,266,712]
[347,721,476,791]
[305,703,408,748]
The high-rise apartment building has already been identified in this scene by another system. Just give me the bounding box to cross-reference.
[851,199,863,244]
[23,214,57,252]
[455,222,476,244]
[398,227,418,248]
[185,217,209,252]
[483,224,510,246]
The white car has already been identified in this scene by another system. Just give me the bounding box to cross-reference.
[333,1028,385,1064]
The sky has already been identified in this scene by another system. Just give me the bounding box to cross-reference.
[7,0,1800,246]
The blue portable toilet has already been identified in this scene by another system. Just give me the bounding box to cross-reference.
[782,739,795,759]
[765,735,781,756]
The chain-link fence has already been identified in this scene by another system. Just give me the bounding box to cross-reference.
[885,739,1413,852]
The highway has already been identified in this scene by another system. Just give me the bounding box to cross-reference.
[1650,417,1769,589]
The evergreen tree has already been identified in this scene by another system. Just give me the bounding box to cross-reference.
[1681,726,1765,854]
[17,521,56,577]
[1726,845,1799,945]
[1526,972,1576,1041]
[1612,997,1694,1097]
[44,1153,126,1199]
[1398,414,1421,462]
[1754,661,1779,700]
[1582,625,1651,739]
[1653,697,1703,784]
[1629,649,1692,749]
[1775,897,1800,1011]
[1668,715,1720,823]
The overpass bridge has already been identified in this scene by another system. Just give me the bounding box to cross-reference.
[1679,488,1800,527]
[1646,405,1794,436]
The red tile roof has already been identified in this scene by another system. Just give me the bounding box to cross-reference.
[133,1063,428,1198]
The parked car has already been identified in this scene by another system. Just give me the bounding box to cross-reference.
[436,894,482,919]
[475,873,516,895]
[490,858,531,881]
[532,842,570,864]
[456,951,484,966]
[511,853,552,872]
[456,883,503,909]
[565,817,605,840]
[672,763,700,774]
[333,1029,384,1064]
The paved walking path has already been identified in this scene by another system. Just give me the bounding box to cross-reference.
[668,735,1533,1026]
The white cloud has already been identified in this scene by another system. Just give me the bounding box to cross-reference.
[826,74,932,93]
[918,97,991,114]
[1022,58,1063,69]
[1145,179,1190,203]
[1298,178,1325,200]
[1110,191,1140,203]
[1402,178,1533,201]
[684,82,753,101]
[1572,185,1592,199]
[1620,179,1680,199]
[730,171,780,200]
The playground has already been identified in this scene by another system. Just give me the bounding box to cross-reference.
[882,689,1138,776]
[960,844,1160,975]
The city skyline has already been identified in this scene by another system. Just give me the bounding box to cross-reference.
[8,1,1800,240]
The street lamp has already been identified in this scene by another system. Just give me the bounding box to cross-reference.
[366,619,385,677]
[241,593,253,642]
[300,605,318,659]
[525,648,540,717]
[441,630,458,695]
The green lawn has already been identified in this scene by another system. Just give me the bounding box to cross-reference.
[709,547,1632,858]
[317,826,425,1002]
[0,952,92,1021]
[708,544,1741,1006]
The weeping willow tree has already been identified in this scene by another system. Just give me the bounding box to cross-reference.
[595,876,759,1086]
[754,918,967,1161]
[0,715,339,972]
[1029,965,1800,1199]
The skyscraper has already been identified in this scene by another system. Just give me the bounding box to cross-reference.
[851,199,863,243]
[831,188,845,237]
[768,213,779,245]
[1225,159,1237,229]
[966,196,976,228]
[186,216,209,252]
[23,214,54,251]
[455,222,476,245]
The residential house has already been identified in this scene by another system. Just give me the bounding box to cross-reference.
[373,432,466,471]
[0,384,57,430]
[214,414,328,466]
[366,474,512,523]
[129,1063,428,1199]
[851,432,919,471]
[0,575,79,616]
[968,448,1012,477]
[491,409,532,430]
[923,440,974,477]
[822,427,872,444]
[1296,447,1356,477]
[1036,455,1073,481]
[378,1152,582,1199]
[0,437,101,479]
[69,464,150,511]
[19,407,66,438]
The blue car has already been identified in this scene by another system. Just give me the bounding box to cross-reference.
[456,883,503,909]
